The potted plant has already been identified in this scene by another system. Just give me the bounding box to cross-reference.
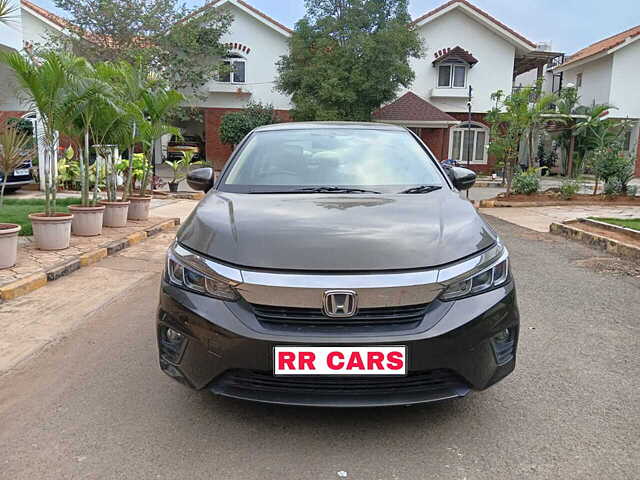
[164,155,187,192]
[97,144,130,227]
[0,126,33,267]
[60,60,114,236]
[127,153,153,220]
[1,51,75,250]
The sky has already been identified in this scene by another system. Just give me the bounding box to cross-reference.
[35,0,640,55]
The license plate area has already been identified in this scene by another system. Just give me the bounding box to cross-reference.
[13,169,29,176]
[273,346,406,376]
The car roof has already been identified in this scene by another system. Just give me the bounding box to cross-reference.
[253,121,406,132]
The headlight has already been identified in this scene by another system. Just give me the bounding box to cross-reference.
[440,248,510,301]
[166,243,240,301]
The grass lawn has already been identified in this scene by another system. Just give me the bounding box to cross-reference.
[0,197,81,235]
[591,217,640,232]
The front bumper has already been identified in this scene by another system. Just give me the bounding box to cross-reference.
[157,280,519,407]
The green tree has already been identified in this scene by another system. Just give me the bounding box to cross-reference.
[48,0,232,96]
[219,102,280,147]
[486,87,533,195]
[276,0,423,121]
[0,51,82,215]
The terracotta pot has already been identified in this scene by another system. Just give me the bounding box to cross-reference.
[127,195,152,220]
[29,213,73,251]
[68,205,106,236]
[0,223,21,269]
[101,201,130,227]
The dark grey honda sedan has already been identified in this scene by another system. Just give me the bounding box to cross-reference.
[157,122,519,407]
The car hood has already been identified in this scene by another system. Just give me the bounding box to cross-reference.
[178,190,496,271]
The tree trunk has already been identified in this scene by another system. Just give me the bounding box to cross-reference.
[567,135,575,178]
[123,122,137,201]
[0,175,7,208]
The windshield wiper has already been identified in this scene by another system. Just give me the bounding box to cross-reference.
[293,186,381,194]
[399,185,443,194]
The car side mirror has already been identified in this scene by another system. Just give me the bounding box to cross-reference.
[187,167,214,192]
[447,166,476,190]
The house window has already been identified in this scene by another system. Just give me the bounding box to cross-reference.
[220,55,246,83]
[449,122,489,164]
[437,63,467,88]
[576,72,582,87]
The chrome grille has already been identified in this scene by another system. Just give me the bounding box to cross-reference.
[252,303,429,327]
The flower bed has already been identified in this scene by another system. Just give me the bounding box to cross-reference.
[480,192,640,208]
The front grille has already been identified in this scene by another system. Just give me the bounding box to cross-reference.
[252,303,429,328]
[217,369,468,396]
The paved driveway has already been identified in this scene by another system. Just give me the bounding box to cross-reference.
[0,217,638,479]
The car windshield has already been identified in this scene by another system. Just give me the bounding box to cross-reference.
[220,128,444,193]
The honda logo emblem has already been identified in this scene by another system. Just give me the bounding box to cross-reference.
[323,290,358,318]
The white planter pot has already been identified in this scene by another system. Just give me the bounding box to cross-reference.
[68,205,106,236]
[29,213,73,251]
[0,223,21,269]
[101,201,130,227]
[127,196,152,221]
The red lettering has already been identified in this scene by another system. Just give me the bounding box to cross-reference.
[299,352,316,370]
[346,351,365,370]
[327,351,345,370]
[278,352,295,370]
[386,351,404,370]
[367,352,385,370]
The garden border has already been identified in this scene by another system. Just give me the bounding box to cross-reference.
[0,218,180,302]
[549,221,640,261]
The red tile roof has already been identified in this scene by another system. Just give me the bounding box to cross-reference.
[21,0,69,29]
[432,46,478,66]
[412,0,536,49]
[561,24,640,68]
[373,92,458,123]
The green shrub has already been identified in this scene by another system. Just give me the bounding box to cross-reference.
[604,178,623,196]
[512,168,540,195]
[219,101,279,146]
[559,178,581,200]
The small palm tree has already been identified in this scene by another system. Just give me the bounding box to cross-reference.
[0,51,83,215]
[0,126,34,207]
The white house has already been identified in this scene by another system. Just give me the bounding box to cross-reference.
[2,0,558,174]
[553,25,640,176]
[373,0,555,173]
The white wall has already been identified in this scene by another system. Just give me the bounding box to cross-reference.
[409,9,516,113]
[21,9,59,47]
[0,62,27,110]
[195,3,292,111]
[562,55,613,109]
[0,0,22,51]
[609,39,640,119]
[513,68,556,95]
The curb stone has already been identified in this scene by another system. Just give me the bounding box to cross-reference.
[0,218,180,303]
[0,273,48,301]
[549,222,640,261]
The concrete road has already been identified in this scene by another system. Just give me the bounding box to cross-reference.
[0,218,639,479]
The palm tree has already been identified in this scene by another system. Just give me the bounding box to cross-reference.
[0,126,34,206]
[58,58,119,206]
[93,60,147,200]
[0,0,18,25]
[0,51,84,215]
[138,87,185,191]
